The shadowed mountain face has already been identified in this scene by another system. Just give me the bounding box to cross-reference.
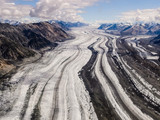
[23,29,54,50]
[0,35,35,61]
[0,22,71,77]
[0,23,28,46]
[18,22,70,43]
[151,34,160,45]
[0,22,70,49]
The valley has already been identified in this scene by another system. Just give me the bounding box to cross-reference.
[0,27,160,120]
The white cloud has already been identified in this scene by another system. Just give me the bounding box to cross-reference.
[30,0,98,22]
[120,8,160,23]
[0,0,33,21]
[2,0,159,24]
[0,0,99,22]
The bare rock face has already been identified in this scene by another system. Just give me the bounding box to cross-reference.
[0,59,15,77]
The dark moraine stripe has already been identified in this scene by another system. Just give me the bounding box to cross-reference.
[80,39,121,120]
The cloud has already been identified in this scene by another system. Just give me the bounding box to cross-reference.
[0,0,99,22]
[0,0,33,21]
[30,0,98,22]
[23,0,33,1]
[1,0,160,24]
[119,8,160,23]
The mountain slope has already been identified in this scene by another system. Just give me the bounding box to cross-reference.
[121,24,148,35]
[151,34,160,45]
[0,35,35,61]
[98,23,160,36]
[0,35,35,78]
[18,22,70,43]
[0,22,71,57]
[23,29,54,50]
[0,22,71,79]
[0,23,28,46]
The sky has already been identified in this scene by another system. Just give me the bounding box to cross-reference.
[0,0,160,24]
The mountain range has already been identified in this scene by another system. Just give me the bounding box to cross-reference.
[98,23,160,36]
[0,19,88,30]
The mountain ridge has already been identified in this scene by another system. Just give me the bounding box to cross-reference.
[0,22,71,79]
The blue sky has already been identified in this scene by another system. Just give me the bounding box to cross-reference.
[80,0,160,22]
[1,0,160,23]
[15,0,38,6]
